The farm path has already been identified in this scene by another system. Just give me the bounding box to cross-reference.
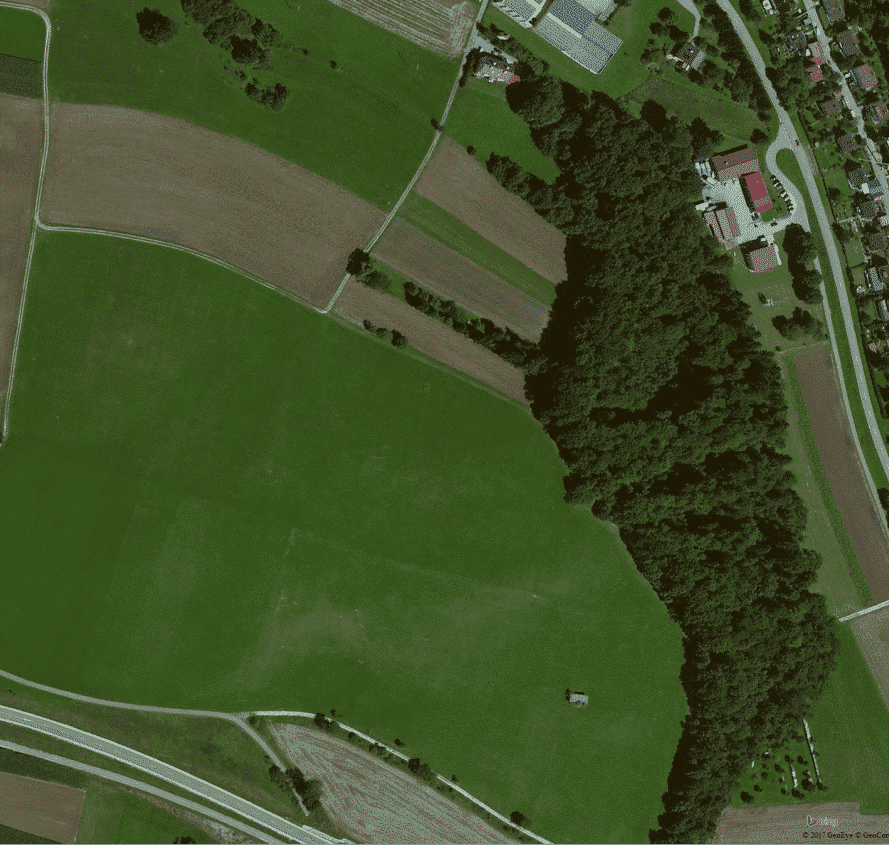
[0,738,284,844]
[0,705,334,845]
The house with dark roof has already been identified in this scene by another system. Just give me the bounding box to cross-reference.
[848,166,870,190]
[859,199,881,219]
[868,266,889,292]
[853,64,879,90]
[704,206,740,247]
[744,240,781,273]
[744,172,773,212]
[712,147,760,182]
[820,98,843,117]
[880,299,889,321]
[677,41,705,71]
[786,30,806,53]
[835,29,860,56]
[870,101,889,125]
[866,230,889,253]
[838,132,858,154]
[822,0,845,21]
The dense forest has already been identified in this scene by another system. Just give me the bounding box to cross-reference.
[479,25,839,842]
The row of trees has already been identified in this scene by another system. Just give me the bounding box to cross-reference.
[783,223,823,304]
[269,764,324,810]
[773,306,825,340]
[489,60,838,842]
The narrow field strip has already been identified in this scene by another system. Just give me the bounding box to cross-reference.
[0,770,84,844]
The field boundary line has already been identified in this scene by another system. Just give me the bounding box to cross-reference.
[0,738,285,844]
[255,711,552,844]
[839,598,889,623]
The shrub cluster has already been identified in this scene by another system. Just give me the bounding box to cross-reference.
[269,764,323,810]
[136,8,179,44]
[362,319,408,348]
[772,307,825,341]
[784,223,822,304]
[491,68,838,842]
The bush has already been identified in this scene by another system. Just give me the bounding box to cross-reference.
[510,811,528,827]
[230,35,267,66]
[772,307,825,341]
[136,8,179,43]
[391,331,408,349]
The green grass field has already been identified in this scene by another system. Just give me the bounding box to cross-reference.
[0,52,42,99]
[485,0,692,97]
[730,626,889,812]
[445,78,561,184]
[0,232,685,843]
[44,0,457,208]
[398,194,558,304]
[0,5,45,61]
[0,824,53,845]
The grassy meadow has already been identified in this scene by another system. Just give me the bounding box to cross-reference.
[0,5,45,61]
[0,231,686,844]
[43,0,457,208]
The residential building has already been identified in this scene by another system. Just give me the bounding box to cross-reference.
[820,98,843,117]
[866,230,889,253]
[867,266,889,291]
[745,241,781,272]
[859,200,881,219]
[869,101,889,125]
[533,0,623,75]
[808,64,824,83]
[475,58,520,83]
[822,0,845,21]
[838,132,858,154]
[677,41,705,71]
[848,166,870,190]
[712,147,760,182]
[744,171,773,212]
[786,30,806,53]
[879,299,889,321]
[852,64,879,90]
[835,29,860,56]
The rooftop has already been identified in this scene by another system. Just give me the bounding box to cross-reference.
[820,98,843,117]
[859,200,881,218]
[835,29,860,56]
[744,171,773,211]
[534,3,623,74]
[838,132,858,153]
[808,42,826,64]
[866,230,888,253]
[808,64,824,84]
[822,0,845,21]
[746,243,781,273]
[870,101,889,125]
[853,64,879,90]
[712,147,760,182]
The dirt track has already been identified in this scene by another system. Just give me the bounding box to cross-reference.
[0,93,43,410]
[712,802,889,843]
[794,349,889,601]
[334,281,529,405]
[415,139,566,284]
[0,770,85,844]
[40,103,385,307]
[373,218,549,341]
[269,724,512,844]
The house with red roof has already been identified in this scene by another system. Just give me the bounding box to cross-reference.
[711,147,760,182]
[743,171,773,212]
[870,101,889,125]
[853,64,879,90]
[745,242,781,273]
[820,98,843,117]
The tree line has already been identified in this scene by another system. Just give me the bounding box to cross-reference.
[487,59,838,843]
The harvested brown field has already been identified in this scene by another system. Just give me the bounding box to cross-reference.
[794,349,889,601]
[712,801,889,843]
[334,280,529,405]
[269,723,513,844]
[850,604,889,709]
[41,103,386,307]
[324,0,475,58]
[0,93,43,410]
[0,770,85,844]
[372,218,549,340]
[415,139,566,284]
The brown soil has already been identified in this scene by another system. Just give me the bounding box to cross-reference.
[323,0,474,57]
[334,280,529,405]
[0,770,85,844]
[850,603,889,709]
[0,93,43,411]
[794,349,889,601]
[41,103,385,307]
[268,724,513,844]
[712,801,889,843]
[415,139,566,284]
[373,218,549,341]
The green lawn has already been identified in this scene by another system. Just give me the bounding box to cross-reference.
[0,824,53,845]
[485,0,692,97]
[44,0,458,208]
[729,627,889,812]
[398,194,558,304]
[0,5,45,61]
[624,71,765,140]
[445,78,561,183]
[0,232,686,844]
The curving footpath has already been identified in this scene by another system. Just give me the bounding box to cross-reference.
[0,705,339,845]
[716,0,889,568]
[0,739,284,844]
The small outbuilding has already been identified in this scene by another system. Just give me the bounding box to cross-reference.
[565,689,589,707]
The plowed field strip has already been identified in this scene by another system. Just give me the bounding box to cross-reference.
[850,604,889,711]
[415,138,566,283]
[334,280,528,404]
[0,93,43,411]
[0,770,85,844]
[40,103,386,307]
[269,724,512,844]
[794,349,889,601]
[713,802,889,843]
[372,218,548,340]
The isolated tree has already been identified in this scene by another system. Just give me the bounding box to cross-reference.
[510,811,528,827]
[301,778,323,809]
[346,248,371,276]
[136,8,179,43]
[750,127,768,144]
[740,791,754,804]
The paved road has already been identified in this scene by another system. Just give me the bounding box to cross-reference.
[0,705,334,845]
[0,739,284,844]
[321,0,492,312]
[717,0,889,526]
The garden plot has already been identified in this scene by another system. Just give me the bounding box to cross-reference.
[334,279,529,404]
[40,103,385,306]
[269,723,512,844]
[372,218,549,340]
[325,0,476,58]
[0,93,43,411]
[415,139,567,284]
[0,771,85,844]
